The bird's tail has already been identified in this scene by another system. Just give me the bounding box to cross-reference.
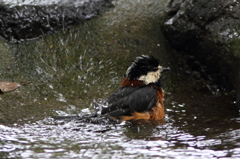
[52,113,119,125]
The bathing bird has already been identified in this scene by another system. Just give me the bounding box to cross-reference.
[101,55,169,122]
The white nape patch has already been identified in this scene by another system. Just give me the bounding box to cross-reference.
[138,66,162,85]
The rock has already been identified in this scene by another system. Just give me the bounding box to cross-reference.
[0,0,113,42]
[162,0,240,109]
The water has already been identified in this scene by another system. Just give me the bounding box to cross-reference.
[0,112,239,158]
[0,0,239,158]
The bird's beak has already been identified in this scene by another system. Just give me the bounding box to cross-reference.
[161,67,170,73]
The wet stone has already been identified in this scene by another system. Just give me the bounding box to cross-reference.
[0,0,113,42]
[162,0,240,109]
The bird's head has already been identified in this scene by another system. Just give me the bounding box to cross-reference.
[125,55,169,85]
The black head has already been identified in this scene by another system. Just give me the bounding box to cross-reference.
[125,55,168,84]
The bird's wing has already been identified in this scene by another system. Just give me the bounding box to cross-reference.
[101,86,157,118]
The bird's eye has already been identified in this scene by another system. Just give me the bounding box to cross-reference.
[152,67,158,71]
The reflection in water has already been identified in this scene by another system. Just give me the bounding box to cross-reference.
[0,0,239,158]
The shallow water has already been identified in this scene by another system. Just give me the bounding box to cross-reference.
[0,108,239,158]
[0,0,239,158]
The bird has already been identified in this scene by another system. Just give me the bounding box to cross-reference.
[100,55,170,122]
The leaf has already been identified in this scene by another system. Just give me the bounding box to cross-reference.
[0,81,32,93]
